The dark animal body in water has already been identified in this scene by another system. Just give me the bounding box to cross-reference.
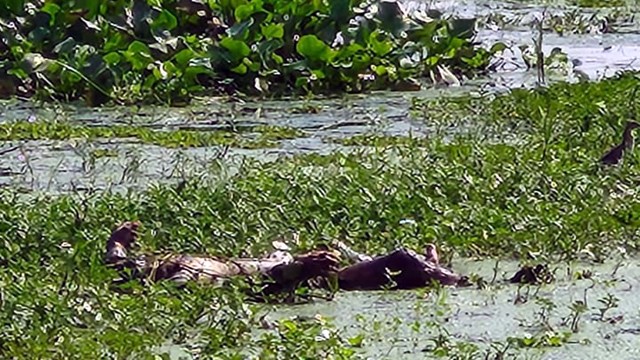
[106,222,467,294]
[105,221,340,297]
[336,248,467,290]
[105,222,549,299]
[600,121,640,165]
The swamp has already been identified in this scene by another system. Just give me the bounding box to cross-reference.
[3,0,640,359]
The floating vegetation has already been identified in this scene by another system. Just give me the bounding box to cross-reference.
[0,0,502,105]
[0,120,303,149]
[3,6,640,353]
[570,0,625,8]
[411,70,640,144]
[89,148,118,158]
[480,6,635,35]
[331,134,429,147]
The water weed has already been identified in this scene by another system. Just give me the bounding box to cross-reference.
[0,120,302,148]
[3,62,640,358]
[0,0,501,105]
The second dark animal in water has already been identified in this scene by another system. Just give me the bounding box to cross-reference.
[600,121,640,165]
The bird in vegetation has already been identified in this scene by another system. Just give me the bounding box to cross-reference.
[600,121,640,165]
[424,243,439,265]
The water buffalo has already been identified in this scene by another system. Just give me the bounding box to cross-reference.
[106,222,548,299]
[105,221,341,297]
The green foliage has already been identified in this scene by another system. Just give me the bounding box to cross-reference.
[3,72,640,358]
[0,120,302,148]
[570,0,625,7]
[0,0,500,104]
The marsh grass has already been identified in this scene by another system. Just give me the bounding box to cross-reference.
[0,121,303,149]
[4,72,640,358]
[569,0,626,7]
[332,134,429,147]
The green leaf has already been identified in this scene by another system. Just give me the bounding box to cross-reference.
[53,38,76,55]
[41,3,60,25]
[163,60,177,75]
[352,53,372,70]
[271,53,283,64]
[248,62,261,72]
[294,76,308,88]
[184,58,214,80]
[243,57,260,72]
[234,4,254,22]
[296,35,333,62]
[227,18,254,38]
[220,37,251,61]
[83,0,100,18]
[4,0,24,15]
[143,73,157,88]
[151,63,167,80]
[174,49,195,67]
[103,52,121,66]
[104,32,128,53]
[151,9,178,31]
[369,31,392,57]
[124,41,153,70]
[348,334,365,347]
[425,56,439,66]
[7,67,28,79]
[260,23,284,40]
[490,42,508,54]
[283,60,307,71]
[231,63,247,74]
[335,43,364,59]
[374,65,387,76]
[311,69,325,79]
[329,0,350,24]
[450,18,476,39]
[256,39,283,62]
[28,27,50,43]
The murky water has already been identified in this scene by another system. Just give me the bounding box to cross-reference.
[162,258,640,359]
[260,259,640,359]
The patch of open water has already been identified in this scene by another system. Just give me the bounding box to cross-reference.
[162,258,640,359]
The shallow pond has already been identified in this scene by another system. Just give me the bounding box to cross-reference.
[162,258,640,359]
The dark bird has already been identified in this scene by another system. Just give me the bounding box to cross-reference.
[600,121,640,165]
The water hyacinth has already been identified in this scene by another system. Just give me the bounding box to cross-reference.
[0,0,502,105]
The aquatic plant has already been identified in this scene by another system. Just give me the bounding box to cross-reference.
[0,0,501,105]
[4,68,640,358]
[570,0,625,7]
[596,293,620,321]
[479,6,635,35]
[0,120,302,148]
